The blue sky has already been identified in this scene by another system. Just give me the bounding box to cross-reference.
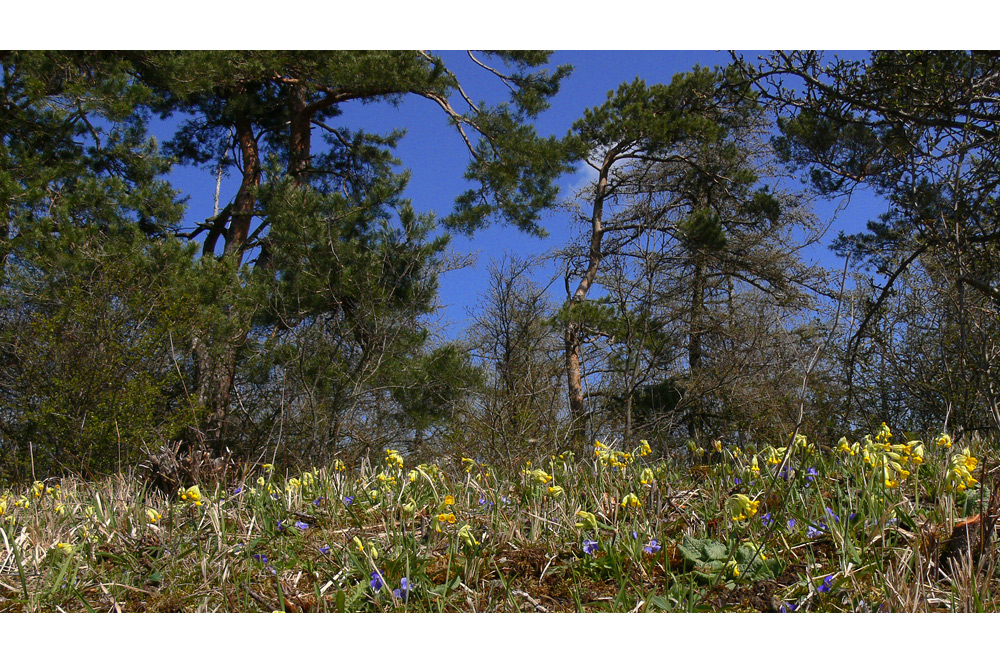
[158,50,888,338]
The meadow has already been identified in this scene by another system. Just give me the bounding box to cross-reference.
[0,426,995,613]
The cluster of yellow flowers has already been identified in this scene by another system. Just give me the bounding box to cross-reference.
[620,492,642,510]
[178,485,203,506]
[947,448,978,492]
[762,445,787,467]
[640,467,655,486]
[461,456,490,480]
[575,510,599,531]
[793,433,815,454]
[435,494,457,531]
[521,464,564,497]
[726,493,760,522]
[838,423,927,489]
[408,463,444,485]
[523,466,553,485]
[384,449,404,470]
[594,440,635,469]
[457,524,479,548]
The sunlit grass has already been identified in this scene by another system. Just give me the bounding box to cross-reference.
[0,426,996,612]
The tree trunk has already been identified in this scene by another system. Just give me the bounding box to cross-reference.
[564,321,586,441]
[194,114,261,454]
[688,256,705,437]
[563,150,617,445]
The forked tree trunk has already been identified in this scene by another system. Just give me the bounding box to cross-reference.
[564,150,617,445]
[194,113,261,453]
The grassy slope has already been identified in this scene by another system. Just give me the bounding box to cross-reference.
[0,429,996,612]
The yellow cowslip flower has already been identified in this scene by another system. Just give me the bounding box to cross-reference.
[257,476,266,487]
[437,513,456,525]
[301,472,315,487]
[0,498,6,517]
[368,490,380,500]
[353,536,365,552]
[936,433,952,449]
[15,496,29,509]
[576,510,599,531]
[608,451,632,468]
[146,508,162,524]
[54,503,66,516]
[263,463,274,472]
[711,439,722,453]
[332,460,346,472]
[947,448,979,492]
[402,500,417,516]
[524,468,553,485]
[55,542,75,554]
[376,473,397,487]
[458,524,479,548]
[179,485,203,506]
[286,478,302,492]
[725,560,740,578]
[764,446,786,466]
[639,440,653,457]
[385,449,404,469]
[546,485,564,497]
[32,481,45,498]
[443,495,455,506]
[408,469,419,483]
[836,437,855,455]
[751,455,760,475]
[639,468,655,486]
[621,493,642,510]
[726,494,760,522]
[875,422,892,443]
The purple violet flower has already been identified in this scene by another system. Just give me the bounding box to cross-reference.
[583,539,598,556]
[394,576,410,600]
